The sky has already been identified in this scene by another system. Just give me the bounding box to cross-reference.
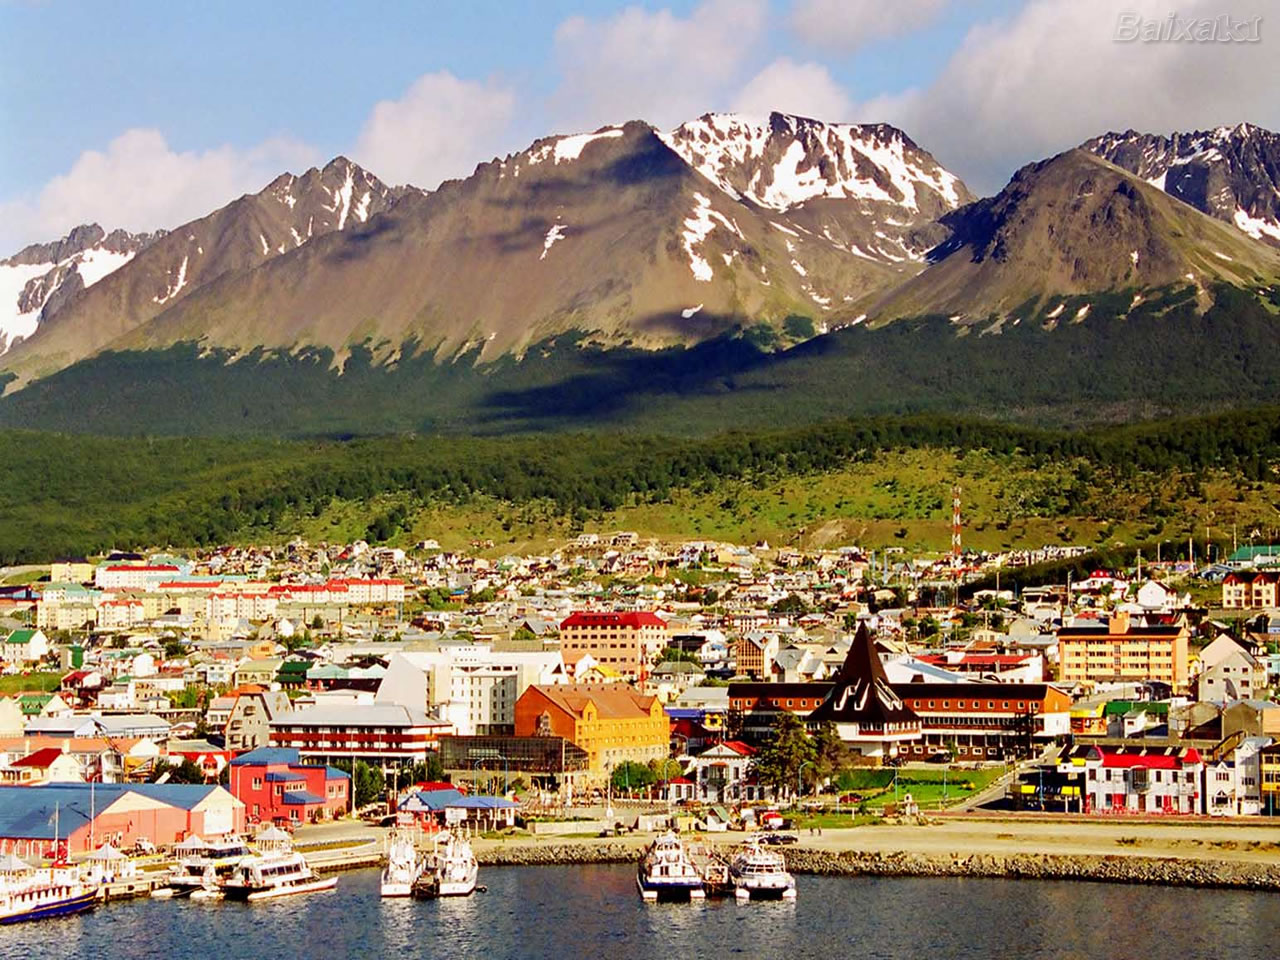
[0,0,1275,251]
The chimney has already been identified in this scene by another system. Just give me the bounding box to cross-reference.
[1109,610,1130,635]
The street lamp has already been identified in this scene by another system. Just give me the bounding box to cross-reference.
[797,760,815,808]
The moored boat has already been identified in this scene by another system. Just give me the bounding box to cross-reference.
[729,838,796,901]
[411,830,478,899]
[637,832,705,902]
[165,835,251,895]
[220,827,336,902]
[380,829,422,898]
[0,855,97,925]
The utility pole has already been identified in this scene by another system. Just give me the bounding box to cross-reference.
[951,484,963,563]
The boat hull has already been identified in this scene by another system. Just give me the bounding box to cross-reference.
[222,877,338,902]
[636,872,705,903]
[0,890,97,925]
[380,881,413,898]
[734,882,797,901]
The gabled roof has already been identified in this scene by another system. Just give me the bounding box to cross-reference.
[808,625,919,728]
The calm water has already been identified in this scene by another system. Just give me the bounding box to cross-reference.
[2,866,1278,960]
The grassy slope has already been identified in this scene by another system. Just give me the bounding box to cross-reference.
[289,448,1276,558]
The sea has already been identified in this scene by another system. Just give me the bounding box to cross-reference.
[1,865,1277,960]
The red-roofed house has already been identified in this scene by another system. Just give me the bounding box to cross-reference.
[689,740,760,804]
[1,747,84,785]
[558,611,667,680]
[1061,744,1203,814]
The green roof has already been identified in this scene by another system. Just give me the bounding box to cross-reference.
[1229,545,1280,562]
[4,629,37,645]
[1103,700,1169,717]
[18,694,53,715]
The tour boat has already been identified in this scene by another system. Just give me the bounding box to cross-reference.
[636,832,705,902]
[411,831,478,899]
[380,829,422,898]
[220,827,336,902]
[165,835,252,895]
[729,839,796,901]
[0,855,97,925]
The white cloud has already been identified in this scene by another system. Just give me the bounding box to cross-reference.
[0,129,318,253]
[353,71,517,189]
[732,58,852,121]
[859,0,1278,195]
[791,0,949,51]
[549,0,768,131]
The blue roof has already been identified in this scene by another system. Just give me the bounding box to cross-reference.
[264,771,306,782]
[230,747,300,767]
[0,783,223,839]
[402,788,466,812]
[281,790,325,805]
[446,796,518,810]
[323,766,351,780]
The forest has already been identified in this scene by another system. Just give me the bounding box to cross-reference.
[2,405,1278,564]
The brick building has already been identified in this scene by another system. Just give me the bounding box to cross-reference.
[558,612,667,681]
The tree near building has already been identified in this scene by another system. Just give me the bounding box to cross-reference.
[750,712,816,797]
[812,721,849,784]
[611,760,655,793]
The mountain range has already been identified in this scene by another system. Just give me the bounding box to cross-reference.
[2,115,1279,434]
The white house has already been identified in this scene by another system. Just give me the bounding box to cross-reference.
[1204,736,1270,816]
[1,629,49,665]
[689,740,759,803]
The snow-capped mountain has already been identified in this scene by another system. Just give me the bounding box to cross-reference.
[1084,124,1280,245]
[662,112,973,264]
[0,224,160,354]
[3,157,397,373]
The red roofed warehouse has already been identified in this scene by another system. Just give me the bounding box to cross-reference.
[559,611,667,680]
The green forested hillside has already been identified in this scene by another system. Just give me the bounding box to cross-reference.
[2,408,1278,563]
[1,283,1278,436]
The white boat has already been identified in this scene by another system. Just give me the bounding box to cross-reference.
[637,832,705,902]
[729,839,796,901]
[380,830,422,898]
[412,831,478,898]
[0,855,97,925]
[220,827,337,902]
[166,835,251,895]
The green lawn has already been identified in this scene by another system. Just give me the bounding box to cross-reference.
[0,671,61,695]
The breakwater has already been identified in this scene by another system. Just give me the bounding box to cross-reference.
[475,840,1280,890]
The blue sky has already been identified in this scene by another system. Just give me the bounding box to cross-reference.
[1,0,1274,250]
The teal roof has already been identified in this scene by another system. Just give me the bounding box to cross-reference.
[1229,546,1280,562]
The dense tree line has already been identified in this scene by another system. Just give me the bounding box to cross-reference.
[1,404,1278,563]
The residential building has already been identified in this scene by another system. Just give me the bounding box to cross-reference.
[1203,736,1269,816]
[1,629,49,665]
[514,683,668,775]
[222,686,294,752]
[227,746,349,826]
[1056,612,1190,692]
[1261,743,1280,816]
[558,612,667,681]
[1222,571,1280,609]
[375,647,566,736]
[896,682,1072,762]
[1063,743,1203,814]
[1197,644,1267,703]
[689,740,758,803]
[736,631,780,680]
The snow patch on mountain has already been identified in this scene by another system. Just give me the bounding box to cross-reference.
[153,256,189,305]
[540,223,567,261]
[680,192,742,282]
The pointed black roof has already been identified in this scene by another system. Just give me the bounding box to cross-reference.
[809,624,919,727]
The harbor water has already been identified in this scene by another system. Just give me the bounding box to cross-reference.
[1,865,1277,959]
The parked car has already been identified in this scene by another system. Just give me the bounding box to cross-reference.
[760,832,798,846]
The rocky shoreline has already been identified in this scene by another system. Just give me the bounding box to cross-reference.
[476,842,1280,891]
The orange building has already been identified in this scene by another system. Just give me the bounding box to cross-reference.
[514,684,669,776]
[1057,611,1190,692]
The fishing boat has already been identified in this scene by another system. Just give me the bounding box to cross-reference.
[686,840,733,898]
[636,832,705,902]
[380,829,422,898]
[729,838,796,901]
[220,827,336,902]
[0,855,97,925]
[162,835,252,896]
[411,830,478,899]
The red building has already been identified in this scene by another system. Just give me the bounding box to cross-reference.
[227,747,350,827]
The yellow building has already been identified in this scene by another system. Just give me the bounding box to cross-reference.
[1261,744,1280,816]
[515,683,668,776]
[1057,612,1189,692]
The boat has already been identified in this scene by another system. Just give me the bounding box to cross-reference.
[380,829,422,898]
[636,832,705,902]
[729,838,796,901]
[411,830,478,899]
[0,855,97,925]
[686,840,733,898]
[220,827,337,902]
[164,835,252,896]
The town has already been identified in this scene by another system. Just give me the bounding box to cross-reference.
[2,527,1279,871]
